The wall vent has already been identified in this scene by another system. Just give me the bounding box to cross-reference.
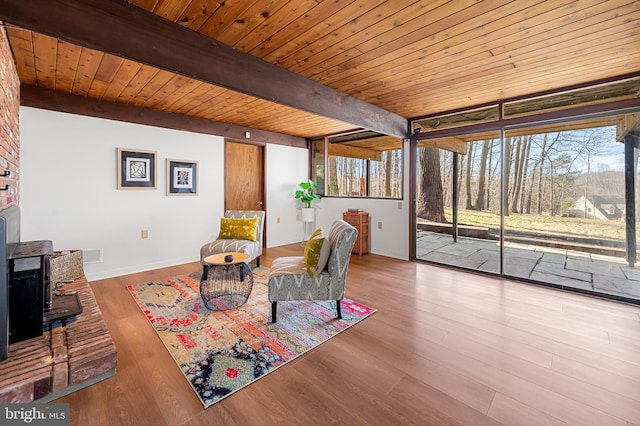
[82,249,103,264]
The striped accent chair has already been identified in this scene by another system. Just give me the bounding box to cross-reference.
[267,219,357,323]
[200,210,265,267]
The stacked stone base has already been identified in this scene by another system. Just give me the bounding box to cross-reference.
[0,276,117,402]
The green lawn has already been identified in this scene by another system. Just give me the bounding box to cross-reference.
[442,209,625,240]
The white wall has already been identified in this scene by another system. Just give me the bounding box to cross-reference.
[265,143,310,247]
[313,140,411,260]
[20,107,226,280]
[19,107,409,281]
[314,198,408,260]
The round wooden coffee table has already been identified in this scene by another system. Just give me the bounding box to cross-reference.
[200,252,253,310]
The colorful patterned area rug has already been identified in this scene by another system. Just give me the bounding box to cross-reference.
[127,267,376,408]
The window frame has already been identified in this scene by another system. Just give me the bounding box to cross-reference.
[311,135,404,200]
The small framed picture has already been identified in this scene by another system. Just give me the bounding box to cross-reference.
[167,159,198,196]
[117,148,157,189]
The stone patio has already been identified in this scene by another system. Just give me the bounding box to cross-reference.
[416,231,640,302]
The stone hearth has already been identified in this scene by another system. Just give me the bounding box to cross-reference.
[0,276,117,402]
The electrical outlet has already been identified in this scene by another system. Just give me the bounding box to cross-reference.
[141,229,149,239]
[296,214,300,221]
[397,201,402,209]
[277,217,281,224]
[378,222,382,229]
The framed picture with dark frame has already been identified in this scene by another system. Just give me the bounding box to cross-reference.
[166,159,198,196]
[117,148,157,189]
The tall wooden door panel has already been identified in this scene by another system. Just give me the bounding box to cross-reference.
[225,141,264,212]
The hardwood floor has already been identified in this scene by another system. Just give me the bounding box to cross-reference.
[55,244,640,426]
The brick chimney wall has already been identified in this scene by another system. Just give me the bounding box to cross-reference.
[0,27,19,209]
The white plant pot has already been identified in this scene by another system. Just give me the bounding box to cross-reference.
[301,207,315,222]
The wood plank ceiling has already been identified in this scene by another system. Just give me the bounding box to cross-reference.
[1,0,639,144]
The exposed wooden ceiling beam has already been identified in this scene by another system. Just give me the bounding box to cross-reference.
[328,144,382,161]
[0,0,408,138]
[20,85,307,148]
[617,113,640,141]
[417,137,468,155]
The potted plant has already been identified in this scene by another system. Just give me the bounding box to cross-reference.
[295,179,321,222]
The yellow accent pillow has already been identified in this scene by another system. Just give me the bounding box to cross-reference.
[217,217,259,241]
[304,228,331,278]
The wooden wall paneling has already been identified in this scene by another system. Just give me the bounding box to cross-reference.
[488,3,639,60]
[155,79,206,112]
[175,0,225,32]
[337,0,578,96]
[169,84,219,115]
[132,69,175,105]
[513,30,637,71]
[197,0,261,41]
[323,0,628,105]
[54,42,82,93]
[152,0,190,22]
[318,0,511,87]
[234,0,319,53]
[214,0,291,48]
[92,54,122,83]
[70,48,104,97]
[180,85,234,117]
[60,44,83,91]
[141,73,194,109]
[115,64,161,104]
[89,55,124,99]
[100,60,145,102]
[268,0,387,69]
[288,0,445,76]
[251,0,356,61]
[6,28,36,84]
[327,0,572,96]
[209,94,259,122]
[396,49,640,117]
[31,32,57,88]
[331,0,512,85]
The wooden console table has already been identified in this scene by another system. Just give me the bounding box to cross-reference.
[342,211,370,255]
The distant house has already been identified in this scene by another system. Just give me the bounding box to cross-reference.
[569,196,625,220]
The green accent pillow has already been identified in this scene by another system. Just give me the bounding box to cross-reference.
[304,228,331,278]
[217,217,259,241]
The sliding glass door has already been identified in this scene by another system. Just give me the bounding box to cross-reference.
[413,115,639,302]
[502,123,627,298]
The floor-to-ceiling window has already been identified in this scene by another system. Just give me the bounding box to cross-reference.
[416,133,501,274]
[411,77,640,303]
[502,123,628,298]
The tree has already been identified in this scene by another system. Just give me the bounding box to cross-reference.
[465,142,474,210]
[476,139,491,210]
[510,136,523,213]
[328,156,339,195]
[417,147,446,222]
[517,135,532,213]
[503,137,514,216]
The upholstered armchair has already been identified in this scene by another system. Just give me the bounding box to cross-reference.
[267,219,357,323]
[200,210,265,267]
